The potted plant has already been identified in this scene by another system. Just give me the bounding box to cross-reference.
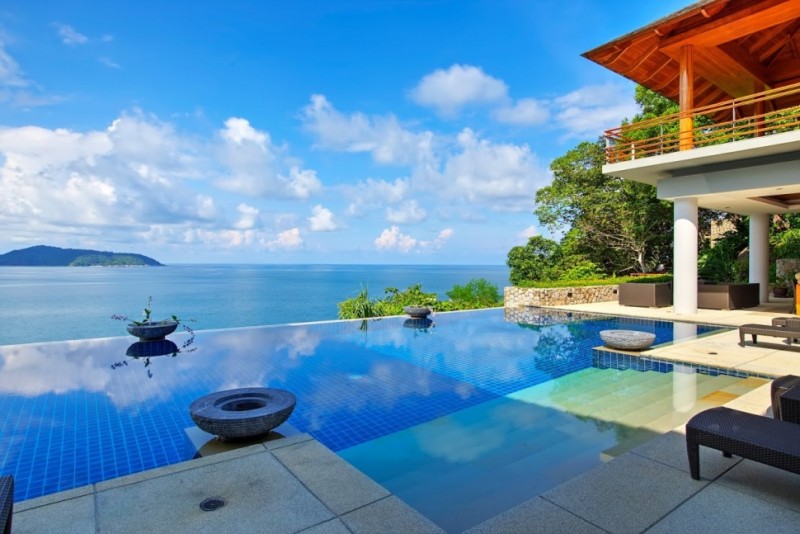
[112,297,194,341]
[773,273,793,298]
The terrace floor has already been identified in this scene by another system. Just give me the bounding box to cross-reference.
[13,299,800,533]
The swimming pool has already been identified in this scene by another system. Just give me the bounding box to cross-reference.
[0,308,763,530]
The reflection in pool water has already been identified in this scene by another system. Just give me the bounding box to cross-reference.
[0,309,743,530]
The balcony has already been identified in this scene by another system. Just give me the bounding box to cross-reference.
[604,82,800,165]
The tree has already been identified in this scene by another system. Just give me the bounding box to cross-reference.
[534,140,673,274]
[506,236,562,285]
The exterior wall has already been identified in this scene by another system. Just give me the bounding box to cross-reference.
[504,285,618,308]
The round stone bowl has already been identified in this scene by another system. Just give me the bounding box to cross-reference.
[127,320,178,341]
[125,339,179,358]
[190,387,296,441]
[403,306,432,318]
[599,329,656,351]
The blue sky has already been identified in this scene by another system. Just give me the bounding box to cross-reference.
[0,0,688,264]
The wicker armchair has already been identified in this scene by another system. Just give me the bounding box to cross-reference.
[0,476,12,534]
[686,382,800,480]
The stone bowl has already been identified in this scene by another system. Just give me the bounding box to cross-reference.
[403,306,432,318]
[125,340,179,358]
[599,329,656,351]
[127,320,178,341]
[190,387,296,441]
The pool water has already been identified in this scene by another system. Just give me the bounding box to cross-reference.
[0,308,765,531]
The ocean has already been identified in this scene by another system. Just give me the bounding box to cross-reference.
[0,264,509,346]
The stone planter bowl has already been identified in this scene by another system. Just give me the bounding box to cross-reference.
[403,306,432,318]
[599,329,656,351]
[127,320,178,341]
[190,387,296,441]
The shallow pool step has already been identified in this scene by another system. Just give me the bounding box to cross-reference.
[542,370,669,413]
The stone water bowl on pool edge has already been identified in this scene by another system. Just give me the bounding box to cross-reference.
[599,329,656,351]
[403,306,432,319]
[190,387,296,441]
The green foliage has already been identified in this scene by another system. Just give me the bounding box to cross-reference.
[506,236,562,285]
[698,237,747,283]
[336,287,388,319]
[446,279,502,308]
[337,279,502,319]
[534,139,673,275]
[560,259,604,281]
[772,228,800,259]
[516,274,672,288]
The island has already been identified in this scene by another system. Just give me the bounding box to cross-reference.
[0,245,163,267]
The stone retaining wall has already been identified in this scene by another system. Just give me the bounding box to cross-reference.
[504,285,618,308]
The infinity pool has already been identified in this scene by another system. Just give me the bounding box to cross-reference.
[0,308,764,531]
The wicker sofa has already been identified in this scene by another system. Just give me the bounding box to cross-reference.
[697,282,759,310]
[618,282,672,308]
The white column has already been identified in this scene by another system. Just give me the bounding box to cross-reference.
[674,197,698,314]
[749,213,770,303]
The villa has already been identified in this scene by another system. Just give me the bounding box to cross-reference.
[5,1,800,533]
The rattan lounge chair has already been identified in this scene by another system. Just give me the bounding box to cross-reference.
[686,407,800,480]
[0,476,12,534]
[738,322,800,346]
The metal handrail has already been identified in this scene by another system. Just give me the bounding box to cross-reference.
[604,81,800,164]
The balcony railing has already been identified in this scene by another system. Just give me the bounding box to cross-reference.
[604,81,800,164]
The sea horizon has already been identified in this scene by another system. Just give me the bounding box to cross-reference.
[0,263,510,346]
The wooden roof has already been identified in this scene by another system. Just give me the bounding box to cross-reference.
[583,0,800,112]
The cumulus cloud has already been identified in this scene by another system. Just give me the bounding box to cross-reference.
[386,200,426,224]
[493,98,550,126]
[301,94,437,167]
[375,226,417,253]
[216,117,322,198]
[410,64,508,117]
[419,228,453,250]
[234,203,260,230]
[268,227,303,250]
[308,205,339,232]
[55,24,89,46]
[0,111,320,254]
[553,83,637,138]
[438,128,545,211]
[344,177,410,217]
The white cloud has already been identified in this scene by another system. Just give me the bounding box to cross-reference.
[301,94,437,167]
[216,117,321,198]
[493,98,550,126]
[268,227,303,250]
[438,128,546,211]
[234,203,260,230]
[308,205,339,232]
[386,200,426,224]
[344,177,410,217]
[553,83,637,138]
[99,57,121,70]
[410,64,508,117]
[55,24,89,46]
[0,42,26,88]
[518,225,538,241]
[419,228,453,250]
[375,226,417,253]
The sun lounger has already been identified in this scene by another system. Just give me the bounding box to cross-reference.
[686,407,800,480]
[738,323,800,346]
[0,476,12,534]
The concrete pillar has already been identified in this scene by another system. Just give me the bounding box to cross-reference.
[674,198,698,314]
[749,213,770,303]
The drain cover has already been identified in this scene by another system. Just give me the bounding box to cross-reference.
[199,497,225,511]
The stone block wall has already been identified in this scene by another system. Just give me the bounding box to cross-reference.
[504,285,618,308]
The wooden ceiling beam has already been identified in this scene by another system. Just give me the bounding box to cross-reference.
[659,0,800,51]
[747,20,794,53]
[718,42,774,88]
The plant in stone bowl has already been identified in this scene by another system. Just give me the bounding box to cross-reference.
[112,296,194,341]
